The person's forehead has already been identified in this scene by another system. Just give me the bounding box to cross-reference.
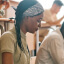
[56,5,61,8]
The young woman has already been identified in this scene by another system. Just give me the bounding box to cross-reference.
[0,0,44,64]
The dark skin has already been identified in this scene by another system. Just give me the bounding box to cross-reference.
[2,52,14,64]
[20,13,43,34]
[2,13,43,64]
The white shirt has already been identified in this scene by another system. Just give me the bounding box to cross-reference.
[35,28,64,64]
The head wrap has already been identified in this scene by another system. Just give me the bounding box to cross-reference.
[23,3,44,17]
[15,0,44,24]
[2,0,9,2]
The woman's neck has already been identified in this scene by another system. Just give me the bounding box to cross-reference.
[20,24,27,34]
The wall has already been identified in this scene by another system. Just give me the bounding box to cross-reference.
[5,1,18,30]
[6,1,18,18]
[26,32,36,51]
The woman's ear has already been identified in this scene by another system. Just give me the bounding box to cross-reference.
[26,16,31,22]
[24,17,28,21]
[23,16,32,24]
[23,17,29,25]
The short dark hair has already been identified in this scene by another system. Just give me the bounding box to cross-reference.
[53,0,63,6]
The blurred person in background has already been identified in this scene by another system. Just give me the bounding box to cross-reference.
[0,0,10,9]
[39,0,64,42]
[0,0,10,17]
[36,22,64,64]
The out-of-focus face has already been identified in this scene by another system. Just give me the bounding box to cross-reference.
[2,1,10,9]
[55,5,61,14]
[53,4,61,14]
[25,13,43,33]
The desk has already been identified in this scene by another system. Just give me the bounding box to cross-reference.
[0,18,14,23]
[0,18,14,35]
[41,23,61,28]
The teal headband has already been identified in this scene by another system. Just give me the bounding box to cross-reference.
[15,0,44,23]
[23,2,44,17]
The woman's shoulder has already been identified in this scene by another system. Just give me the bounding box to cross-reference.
[1,29,16,42]
[1,30,13,37]
[1,26,16,38]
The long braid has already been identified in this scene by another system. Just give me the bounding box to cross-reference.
[15,23,25,52]
[14,1,25,52]
[14,0,35,52]
[14,0,40,52]
[15,1,25,52]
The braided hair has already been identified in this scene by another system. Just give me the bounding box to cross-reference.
[15,0,44,52]
[15,0,38,52]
